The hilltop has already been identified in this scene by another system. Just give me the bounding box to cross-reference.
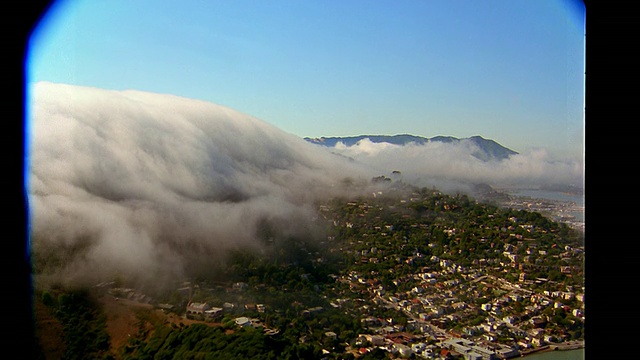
[304,134,518,161]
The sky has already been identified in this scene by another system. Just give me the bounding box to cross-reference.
[27,0,585,161]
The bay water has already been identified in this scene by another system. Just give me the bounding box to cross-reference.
[522,348,584,360]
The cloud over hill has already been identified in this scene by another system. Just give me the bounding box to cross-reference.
[328,138,583,192]
[27,82,583,288]
[28,82,373,288]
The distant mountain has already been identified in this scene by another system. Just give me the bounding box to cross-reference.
[304,134,518,161]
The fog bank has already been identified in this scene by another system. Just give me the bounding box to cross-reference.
[330,138,583,192]
[28,82,583,289]
[28,82,375,288]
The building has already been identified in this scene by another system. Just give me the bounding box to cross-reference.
[393,343,412,358]
[234,317,252,327]
[359,334,385,346]
[442,338,497,360]
[186,302,210,317]
[495,345,520,359]
[204,307,223,320]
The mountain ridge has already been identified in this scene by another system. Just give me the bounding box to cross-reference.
[304,134,518,161]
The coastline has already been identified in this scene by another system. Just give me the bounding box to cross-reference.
[518,345,551,357]
[517,341,584,359]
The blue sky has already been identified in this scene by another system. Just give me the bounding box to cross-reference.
[27,0,585,160]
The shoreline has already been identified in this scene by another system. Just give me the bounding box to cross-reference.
[518,345,551,357]
[517,341,584,358]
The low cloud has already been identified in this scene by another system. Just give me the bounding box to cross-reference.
[331,139,583,192]
[28,82,375,289]
[28,82,583,289]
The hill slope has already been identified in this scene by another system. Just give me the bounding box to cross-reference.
[305,134,518,161]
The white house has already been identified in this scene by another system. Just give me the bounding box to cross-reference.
[186,302,210,316]
[234,317,252,327]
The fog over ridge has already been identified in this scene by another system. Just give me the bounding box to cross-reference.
[28,82,583,289]
[329,138,583,191]
[28,82,375,288]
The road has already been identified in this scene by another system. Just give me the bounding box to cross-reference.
[375,295,448,339]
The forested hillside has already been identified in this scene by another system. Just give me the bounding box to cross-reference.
[34,183,584,359]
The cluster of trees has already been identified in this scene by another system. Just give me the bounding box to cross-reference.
[122,322,323,360]
[324,187,583,289]
[39,289,114,360]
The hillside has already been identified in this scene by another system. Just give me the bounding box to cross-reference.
[304,134,519,161]
[29,83,583,359]
[34,182,584,360]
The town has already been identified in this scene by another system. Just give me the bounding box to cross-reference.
[35,184,585,360]
[39,182,585,359]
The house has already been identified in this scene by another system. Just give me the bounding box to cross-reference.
[204,307,223,320]
[186,302,210,316]
[531,337,545,347]
[517,341,531,349]
[361,317,381,327]
[442,337,474,353]
[234,317,252,327]
[394,343,412,358]
[530,317,547,328]
[495,345,519,359]
[465,327,479,336]
[554,301,564,309]
[483,333,496,342]
[358,334,385,346]
[544,335,556,343]
[509,293,522,302]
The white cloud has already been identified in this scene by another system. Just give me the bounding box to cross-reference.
[27,82,583,288]
[28,82,374,288]
[328,138,583,190]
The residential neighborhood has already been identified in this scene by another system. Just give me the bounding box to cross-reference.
[90,184,583,359]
